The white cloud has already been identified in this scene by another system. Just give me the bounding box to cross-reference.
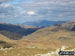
[27,11,36,15]
[0,3,12,8]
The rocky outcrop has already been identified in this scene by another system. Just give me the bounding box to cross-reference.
[58,21,75,31]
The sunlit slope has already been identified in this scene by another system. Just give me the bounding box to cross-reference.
[22,22,75,50]
[0,34,12,42]
[0,34,16,48]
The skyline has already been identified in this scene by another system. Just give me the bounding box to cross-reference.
[0,0,75,24]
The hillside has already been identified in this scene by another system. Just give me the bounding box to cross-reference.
[22,20,66,27]
[0,23,39,40]
[58,21,75,31]
[0,21,75,56]
[21,21,75,50]
[0,34,16,48]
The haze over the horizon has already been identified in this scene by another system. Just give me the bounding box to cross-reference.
[0,0,75,24]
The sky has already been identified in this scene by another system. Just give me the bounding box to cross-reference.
[0,0,75,24]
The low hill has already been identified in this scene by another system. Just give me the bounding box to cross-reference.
[0,23,39,40]
[21,21,75,50]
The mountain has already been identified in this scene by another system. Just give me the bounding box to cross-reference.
[22,20,66,27]
[0,23,39,40]
[21,21,75,50]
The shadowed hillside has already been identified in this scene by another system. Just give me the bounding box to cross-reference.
[0,23,39,40]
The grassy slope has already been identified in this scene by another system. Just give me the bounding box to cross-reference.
[21,26,75,50]
[0,34,49,56]
[0,34,17,48]
[0,47,49,56]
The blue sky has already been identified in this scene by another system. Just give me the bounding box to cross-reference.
[0,0,75,24]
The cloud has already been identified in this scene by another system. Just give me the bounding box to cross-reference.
[27,11,36,15]
[0,0,75,24]
[20,10,26,14]
[0,0,8,2]
[0,3,12,8]
[0,0,12,2]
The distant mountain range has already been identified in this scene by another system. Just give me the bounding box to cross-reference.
[22,20,66,27]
